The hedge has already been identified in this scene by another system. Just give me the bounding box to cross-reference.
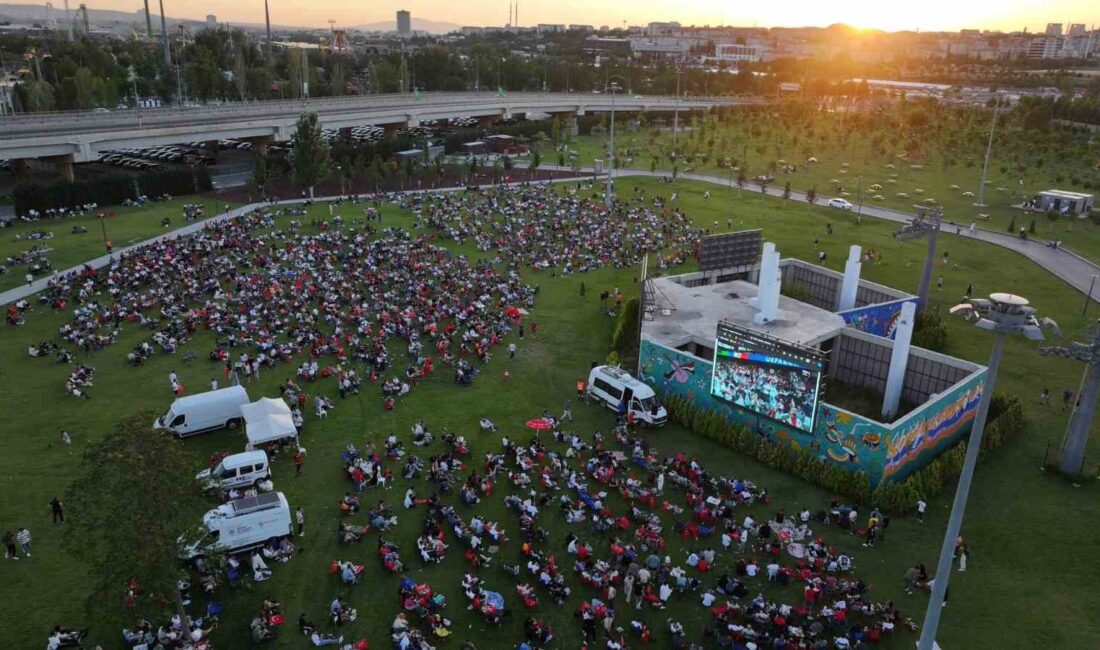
[663,390,1025,514]
[610,296,640,352]
[14,167,212,216]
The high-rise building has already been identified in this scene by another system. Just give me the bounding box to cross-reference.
[1068,23,1086,37]
[397,10,411,34]
[206,14,217,29]
[1045,22,1063,37]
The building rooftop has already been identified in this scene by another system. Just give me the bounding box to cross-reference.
[643,278,847,351]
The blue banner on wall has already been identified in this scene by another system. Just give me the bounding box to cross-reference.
[838,298,918,339]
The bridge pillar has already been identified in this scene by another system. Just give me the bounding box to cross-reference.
[51,154,74,182]
[203,140,220,163]
[244,135,273,156]
[382,122,408,138]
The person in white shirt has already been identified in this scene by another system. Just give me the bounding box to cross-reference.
[745,562,759,577]
[917,499,927,523]
[701,591,717,607]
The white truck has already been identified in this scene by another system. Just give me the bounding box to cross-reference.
[153,386,250,438]
[587,365,668,426]
[191,491,291,557]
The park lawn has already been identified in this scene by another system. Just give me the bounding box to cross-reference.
[0,180,1097,649]
[558,118,1100,263]
[0,196,238,292]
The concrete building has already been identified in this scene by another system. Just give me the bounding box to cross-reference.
[396,10,411,35]
[646,21,680,36]
[1045,22,1063,37]
[1027,37,1064,59]
[568,24,594,33]
[1068,23,1086,37]
[629,38,691,61]
[536,24,566,34]
[205,14,216,29]
[714,43,764,63]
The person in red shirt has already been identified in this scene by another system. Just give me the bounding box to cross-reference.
[294,450,304,475]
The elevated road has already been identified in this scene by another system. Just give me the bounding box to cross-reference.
[0,92,763,164]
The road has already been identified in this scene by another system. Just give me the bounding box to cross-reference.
[3,169,1097,308]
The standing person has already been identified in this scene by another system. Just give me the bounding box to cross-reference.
[561,400,573,423]
[210,378,219,391]
[508,342,517,361]
[294,449,304,476]
[58,428,71,446]
[580,281,586,297]
[1039,387,1050,406]
[958,543,969,572]
[937,275,944,290]
[1062,388,1074,410]
[576,379,586,402]
[965,283,973,299]
[622,573,635,606]
[292,407,304,436]
[296,507,305,537]
[530,322,539,338]
[916,498,927,523]
[2,531,17,560]
[49,497,64,524]
[16,527,30,557]
[169,370,179,394]
[518,324,525,339]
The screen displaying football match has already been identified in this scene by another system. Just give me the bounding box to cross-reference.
[710,322,825,432]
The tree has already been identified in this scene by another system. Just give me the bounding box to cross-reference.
[64,414,215,629]
[253,152,270,196]
[1006,216,1016,233]
[736,168,747,191]
[291,112,331,198]
[528,149,541,179]
[757,177,770,195]
[783,181,792,204]
[551,117,561,145]
[806,186,818,207]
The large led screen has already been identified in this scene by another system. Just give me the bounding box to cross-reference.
[710,322,825,432]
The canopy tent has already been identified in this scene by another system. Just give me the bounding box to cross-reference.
[242,397,297,449]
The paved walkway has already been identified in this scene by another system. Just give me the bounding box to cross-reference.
[4,169,1097,307]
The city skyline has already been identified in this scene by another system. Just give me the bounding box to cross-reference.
[2,0,1098,33]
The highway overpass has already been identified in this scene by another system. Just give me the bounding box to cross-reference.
[0,91,764,176]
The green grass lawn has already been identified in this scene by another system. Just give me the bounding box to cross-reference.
[0,196,236,292]
[558,109,1100,263]
[0,179,1097,649]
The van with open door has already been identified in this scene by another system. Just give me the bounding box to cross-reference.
[153,385,249,438]
[586,365,668,425]
[183,491,292,558]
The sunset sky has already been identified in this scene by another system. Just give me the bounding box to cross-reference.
[10,0,1100,33]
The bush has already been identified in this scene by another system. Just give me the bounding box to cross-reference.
[913,310,948,352]
[14,167,211,216]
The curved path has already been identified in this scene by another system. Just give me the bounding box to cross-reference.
[3,169,1097,308]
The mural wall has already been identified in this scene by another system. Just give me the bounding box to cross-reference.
[838,298,918,339]
[640,338,984,486]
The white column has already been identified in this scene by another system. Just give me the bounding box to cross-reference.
[836,245,862,312]
[754,242,780,325]
[882,300,917,419]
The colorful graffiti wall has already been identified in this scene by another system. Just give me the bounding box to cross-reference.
[640,338,984,486]
[839,298,918,339]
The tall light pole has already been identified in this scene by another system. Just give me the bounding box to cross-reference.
[920,293,1047,650]
[158,0,171,69]
[855,173,864,224]
[672,68,681,149]
[1039,321,1100,476]
[1084,274,1098,316]
[474,57,479,93]
[893,205,942,311]
[263,0,272,64]
[604,81,620,210]
[974,96,1002,207]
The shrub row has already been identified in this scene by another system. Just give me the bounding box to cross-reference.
[15,167,212,216]
[663,390,1025,514]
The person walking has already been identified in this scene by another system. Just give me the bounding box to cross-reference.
[294,449,304,476]
[561,400,573,423]
[3,531,17,559]
[296,507,305,537]
[49,497,64,524]
[16,527,31,557]
[508,342,517,361]
[58,428,71,446]
[580,281,586,297]
[169,370,179,394]
[958,543,969,572]
[916,498,927,523]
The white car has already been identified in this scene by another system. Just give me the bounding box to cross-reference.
[827,198,854,210]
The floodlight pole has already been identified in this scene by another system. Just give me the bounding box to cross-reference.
[917,326,1007,650]
[605,82,618,210]
[1085,274,1097,316]
[917,224,939,309]
[672,68,680,149]
[1040,324,1100,476]
[974,97,1001,207]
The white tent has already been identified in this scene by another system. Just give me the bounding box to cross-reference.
[241,397,297,450]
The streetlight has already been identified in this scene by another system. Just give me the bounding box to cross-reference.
[672,67,681,149]
[1084,274,1098,316]
[1039,321,1099,476]
[855,173,864,224]
[474,57,479,93]
[974,96,1003,207]
[919,293,1048,650]
[497,57,504,92]
[604,81,620,210]
[893,205,942,310]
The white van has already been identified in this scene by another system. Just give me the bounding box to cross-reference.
[587,365,668,426]
[195,450,271,493]
[153,386,250,438]
[192,491,291,557]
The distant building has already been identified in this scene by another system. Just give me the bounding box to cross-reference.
[205,14,216,29]
[1045,22,1063,37]
[1068,23,1086,37]
[568,24,594,33]
[397,10,411,34]
[646,21,680,36]
[1027,37,1063,59]
[629,38,691,61]
[714,43,763,63]
[536,24,566,34]
[460,26,486,35]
